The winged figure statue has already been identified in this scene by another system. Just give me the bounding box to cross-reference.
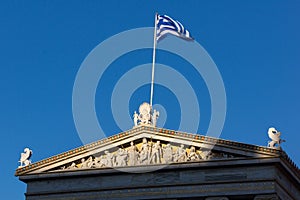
[267,127,285,149]
[18,148,33,168]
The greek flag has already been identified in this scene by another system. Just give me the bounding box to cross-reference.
[156,14,193,41]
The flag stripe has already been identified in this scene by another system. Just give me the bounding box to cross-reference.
[157,29,181,41]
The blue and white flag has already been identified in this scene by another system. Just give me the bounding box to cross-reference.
[156,14,193,41]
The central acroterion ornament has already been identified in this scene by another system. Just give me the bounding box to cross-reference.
[133,102,159,127]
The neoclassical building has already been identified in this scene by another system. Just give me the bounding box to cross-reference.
[16,125,300,200]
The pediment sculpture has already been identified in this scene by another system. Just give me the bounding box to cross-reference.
[57,138,237,171]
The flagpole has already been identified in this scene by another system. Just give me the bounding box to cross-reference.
[150,13,158,108]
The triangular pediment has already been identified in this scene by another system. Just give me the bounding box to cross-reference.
[15,126,283,176]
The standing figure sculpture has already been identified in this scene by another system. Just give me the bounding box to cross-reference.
[150,141,162,164]
[163,143,173,163]
[152,109,160,127]
[128,141,138,166]
[115,148,128,167]
[133,111,139,127]
[18,148,33,168]
[139,138,150,164]
[174,144,186,162]
[267,127,285,149]
[103,150,114,167]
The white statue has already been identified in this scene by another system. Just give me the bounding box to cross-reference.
[80,156,93,168]
[133,111,139,127]
[268,127,285,149]
[138,102,151,125]
[163,143,173,163]
[127,141,138,166]
[18,148,32,168]
[133,102,160,126]
[94,155,107,168]
[63,162,77,170]
[187,146,201,161]
[174,144,186,162]
[115,148,128,167]
[150,141,162,164]
[103,150,114,167]
[139,138,150,164]
[152,109,159,127]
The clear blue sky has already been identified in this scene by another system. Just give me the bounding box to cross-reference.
[1,1,299,199]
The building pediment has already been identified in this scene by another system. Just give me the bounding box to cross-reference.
[15,126,289,176]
